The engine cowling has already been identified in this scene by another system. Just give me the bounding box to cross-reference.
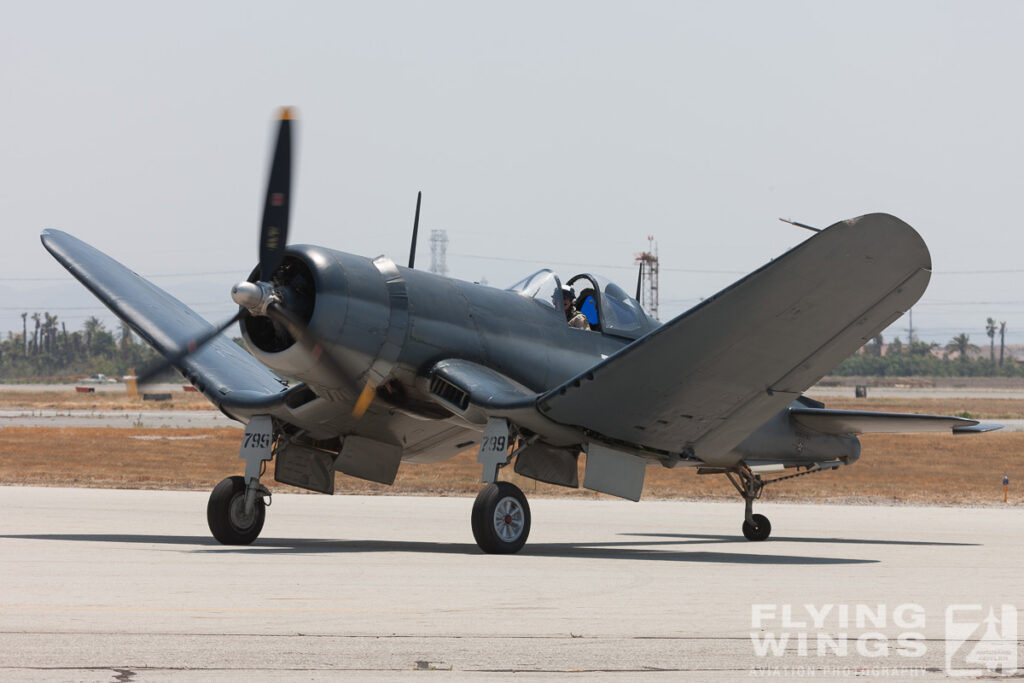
[237,246,392,398]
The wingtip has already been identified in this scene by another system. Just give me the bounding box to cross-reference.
[953,423,1004,434]
[278,106,296,121]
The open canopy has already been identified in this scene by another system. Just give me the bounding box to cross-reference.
[506,269,658,340]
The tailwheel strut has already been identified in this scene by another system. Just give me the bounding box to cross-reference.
[725,463,836,541]
[726,465,771,541]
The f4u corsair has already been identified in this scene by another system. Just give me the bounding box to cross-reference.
[42,109,999,553]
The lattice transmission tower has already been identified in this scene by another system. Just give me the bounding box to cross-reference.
[634,235,660,321]
[430,229,449,277]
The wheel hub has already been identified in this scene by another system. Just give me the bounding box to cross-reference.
[228,493,257,531]
[493,496,524,542]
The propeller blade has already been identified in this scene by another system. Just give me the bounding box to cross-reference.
[259,108,294,281]
[408,191,422,269]
[136,308,246,385]
[352,380,377,418]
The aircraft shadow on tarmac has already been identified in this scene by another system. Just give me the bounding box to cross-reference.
[0,531,977,564]
[622,532,980,547]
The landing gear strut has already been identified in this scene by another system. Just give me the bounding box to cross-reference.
[727,465,771,541]
[471,417,532,553]
[208,415,274,545]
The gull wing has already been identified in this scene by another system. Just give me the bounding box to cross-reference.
[537,213,932,464]
[41,229,289,411]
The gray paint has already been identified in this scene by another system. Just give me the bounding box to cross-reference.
[538,214,933,467]
[41,213,996,496]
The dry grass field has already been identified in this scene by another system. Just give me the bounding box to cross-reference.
[0,389,212,411]
[824,397,1024,420]
[3,388,1022,420]
[1,387,1022,505]
[1,427,1020,506]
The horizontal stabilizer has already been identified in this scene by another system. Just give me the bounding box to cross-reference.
[791,407,1002,435]
[41,229,289,411]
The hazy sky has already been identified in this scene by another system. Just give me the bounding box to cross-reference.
[3,1,1023,345]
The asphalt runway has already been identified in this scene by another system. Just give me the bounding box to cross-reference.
[0,488,1020,680]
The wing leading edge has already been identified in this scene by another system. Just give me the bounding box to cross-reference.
[41,229,289,411]
[538,213,933,466]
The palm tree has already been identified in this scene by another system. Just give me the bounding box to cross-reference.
[30,313,41,354]
[42,313,58,353]
[20,312,27,354]
[945,333,978,362]
[83,316,104,351]
[986,318,997,363]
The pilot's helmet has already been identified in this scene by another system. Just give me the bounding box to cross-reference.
[561,286,575,300]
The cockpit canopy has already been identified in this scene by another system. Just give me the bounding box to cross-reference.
[506,269,658,340]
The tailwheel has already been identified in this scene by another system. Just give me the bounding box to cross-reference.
[742,513,772,541]
[726,465,772,542]
[208,475,266,545]
[472,481,531,554]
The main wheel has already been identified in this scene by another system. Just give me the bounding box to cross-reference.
[472,482,531,554]
[742,513,771,541]
[208,475,265,545]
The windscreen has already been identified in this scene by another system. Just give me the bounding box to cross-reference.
[506,269,562,309]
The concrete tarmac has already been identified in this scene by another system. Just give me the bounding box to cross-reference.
[0,487,1021,680]
[0,409,236,429]
[809,384,1024,400]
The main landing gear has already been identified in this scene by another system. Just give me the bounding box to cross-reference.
[726,465,771,541]
[471,481,531,554]
[208,416,274,546]
[208,475,267,545]
[472,418,532,554]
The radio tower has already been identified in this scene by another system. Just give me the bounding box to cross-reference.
[634,235,660,320]
[430,229,449,277]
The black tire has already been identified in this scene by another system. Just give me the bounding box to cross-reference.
[742,513,771,541]
[207,476,265,545]
[471,482,531,554]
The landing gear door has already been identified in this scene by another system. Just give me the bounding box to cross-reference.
[239,415,274,484]
[478,418,511,483]
[582,442,646,501]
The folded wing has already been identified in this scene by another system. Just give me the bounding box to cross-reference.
[41,229,289,410]
[538,213,932,465]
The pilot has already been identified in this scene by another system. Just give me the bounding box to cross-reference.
[562,287,591,330]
